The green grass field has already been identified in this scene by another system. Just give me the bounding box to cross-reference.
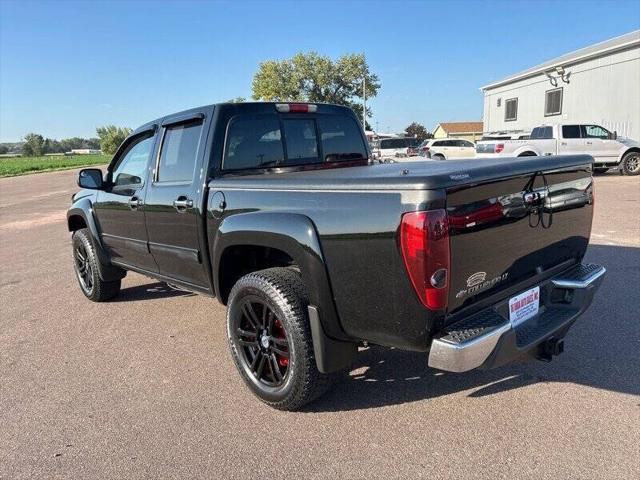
[0,154,111,177]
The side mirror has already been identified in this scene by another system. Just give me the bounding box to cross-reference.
[612,131,618,140]
[78,168,104,189]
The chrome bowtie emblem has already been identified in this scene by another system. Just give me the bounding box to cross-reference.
[467,271,487,287]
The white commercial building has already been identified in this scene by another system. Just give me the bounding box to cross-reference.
[481,30,640,141]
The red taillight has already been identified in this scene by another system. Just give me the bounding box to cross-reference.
[495,143,504,153]
[400,210,450,310]
[275,103,317,113]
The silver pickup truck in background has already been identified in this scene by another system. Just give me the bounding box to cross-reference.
[476,124,640,175]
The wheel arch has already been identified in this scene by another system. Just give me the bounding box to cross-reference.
[619,147,640,174]
[67,199,123,281]
[516,149,538,157]
[212,211,347,342]
[620,147,640,162]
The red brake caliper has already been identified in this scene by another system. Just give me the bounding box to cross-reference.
[273,319,289,367]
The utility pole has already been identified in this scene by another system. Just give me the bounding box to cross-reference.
[362,53,367,129]
[363,74,367,129]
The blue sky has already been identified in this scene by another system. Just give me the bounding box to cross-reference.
[1,0,638,141]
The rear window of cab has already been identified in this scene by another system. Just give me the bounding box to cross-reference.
[222,113,368,170]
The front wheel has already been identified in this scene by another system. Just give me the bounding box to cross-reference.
[226,268,334,410]
[72,228,121,301]
[620,152,640,176]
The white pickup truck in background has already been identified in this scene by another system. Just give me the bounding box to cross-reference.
[476,124,640,175]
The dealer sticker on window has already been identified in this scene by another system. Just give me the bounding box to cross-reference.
[509,286,540,326]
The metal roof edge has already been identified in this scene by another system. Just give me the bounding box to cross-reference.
[480,32,640,91]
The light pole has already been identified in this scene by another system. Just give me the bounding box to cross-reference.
[363,73,366,129]
[362,52,367,129]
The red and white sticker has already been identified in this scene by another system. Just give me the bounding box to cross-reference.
[509,286,540,326]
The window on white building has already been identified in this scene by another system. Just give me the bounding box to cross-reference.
[504,98,518,121]
[545,88,563,116]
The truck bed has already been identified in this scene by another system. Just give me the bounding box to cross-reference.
[210,154,594,351]
[214,155,593,190]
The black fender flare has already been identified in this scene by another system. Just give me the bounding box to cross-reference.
[67,199,125,281]
[212,211,347,339]
[212,211,356,372]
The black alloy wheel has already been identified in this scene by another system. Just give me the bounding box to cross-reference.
[233,297,290,387]
[74,241,94,294]
[71,228,121,302]
[226,268,335,410]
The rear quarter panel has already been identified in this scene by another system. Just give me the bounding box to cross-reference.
[209,185,444,351]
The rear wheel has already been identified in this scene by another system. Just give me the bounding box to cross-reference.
[620,152,640,176]
[72,229,121,301]
[226,267,334,410]
[433,154,446,160]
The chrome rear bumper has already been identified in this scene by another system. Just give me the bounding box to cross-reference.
[428,263,606,373]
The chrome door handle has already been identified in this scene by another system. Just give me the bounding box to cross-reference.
[128,196,143,210]
[586,141,593,145]
[173,196,193,212]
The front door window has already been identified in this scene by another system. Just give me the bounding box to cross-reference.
[111,135,154,192]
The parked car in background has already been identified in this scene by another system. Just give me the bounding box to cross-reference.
[417,138,476,160]
[481,130,531,141]
[377,137,420,159]
[476,124,640,175]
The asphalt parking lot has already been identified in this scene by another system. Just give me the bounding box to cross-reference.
[1,168,638,479]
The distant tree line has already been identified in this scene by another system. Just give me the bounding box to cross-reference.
[1,125,132,157]
[4,133,102,156]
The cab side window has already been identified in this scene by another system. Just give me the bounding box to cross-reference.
[562,125,581,138]
[582,125,610,140]
[157,120,203,183]
[111,134,154,191]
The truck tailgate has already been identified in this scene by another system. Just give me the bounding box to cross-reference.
[446,160,594,315]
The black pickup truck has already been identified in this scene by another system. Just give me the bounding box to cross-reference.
[68,102,605,410]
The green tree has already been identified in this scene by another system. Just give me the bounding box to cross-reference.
[226,97,246,103]
[22,133,45,156]
[252,51,380,122]
[43,138,63,153]
[404,122,431,141]
[96,125,132,155]
[0,145,8,154]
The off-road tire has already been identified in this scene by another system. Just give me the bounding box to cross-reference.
[72,228,121,301]
[620,152,640,176]
[226,267,334,410]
